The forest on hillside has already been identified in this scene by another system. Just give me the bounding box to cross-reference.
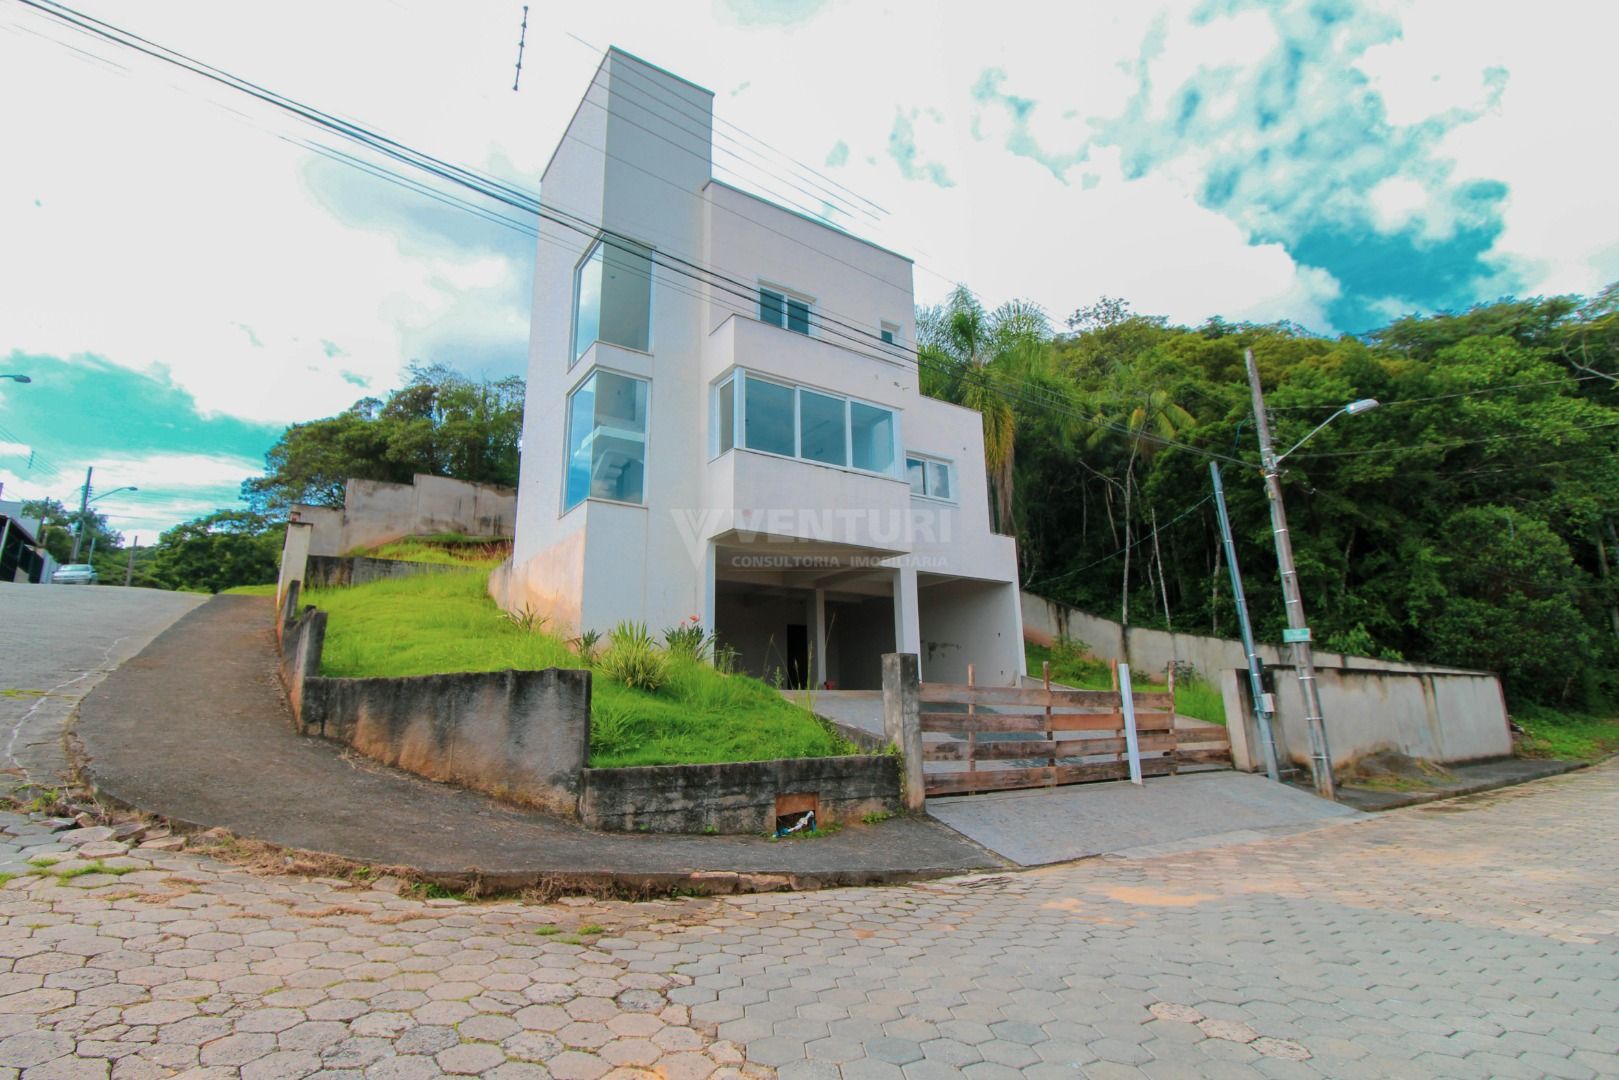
[919,286,1619,706]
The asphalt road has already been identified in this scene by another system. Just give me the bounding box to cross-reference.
[0,584,204,788]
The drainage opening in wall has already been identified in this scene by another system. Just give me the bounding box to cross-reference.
[775,792,819,836]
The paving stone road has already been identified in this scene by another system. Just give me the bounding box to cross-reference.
[1,760,1615,1079]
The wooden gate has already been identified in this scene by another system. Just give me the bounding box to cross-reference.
[917,664,1228,797]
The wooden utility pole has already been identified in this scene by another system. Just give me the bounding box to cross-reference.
[125,535,138,587]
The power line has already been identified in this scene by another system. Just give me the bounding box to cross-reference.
[11,0,1255,470]
[1291,415,1619,461]
[1270,372,1618,413]
[1024,494,1215,592]
[562,32,887,222]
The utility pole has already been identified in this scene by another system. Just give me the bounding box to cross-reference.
[1209,461,1281,781]
[69,465,92,562]
[1245,349,1336,799]
[125,535,138,587]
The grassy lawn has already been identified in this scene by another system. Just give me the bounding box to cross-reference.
[1512,703,1619,761]
[306,570,856,768]
[1025,641,1227,726]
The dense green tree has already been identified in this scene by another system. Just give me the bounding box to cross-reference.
[243,364,524,512]
[20,497,121,564]
[917,287,1058,533]
[150,510,283,594]
[934,287,1619,705]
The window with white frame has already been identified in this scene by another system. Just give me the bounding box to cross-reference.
[906,454,955,501]
[758,287,811,335]
[714,372,902,477]
[564,370,649,510]
[572,237,653,364]
[880,322,899,345]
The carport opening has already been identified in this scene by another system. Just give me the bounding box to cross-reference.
[713,578,896,690]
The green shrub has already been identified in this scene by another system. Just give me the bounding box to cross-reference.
[597,621,668,691]
[662,616,714,662]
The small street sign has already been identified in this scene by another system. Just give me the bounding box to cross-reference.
[1283,627,1312,644]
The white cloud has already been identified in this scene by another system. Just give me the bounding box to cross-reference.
[2,0,1616,462]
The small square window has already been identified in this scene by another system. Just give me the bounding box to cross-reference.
[880,323,898,345]
[905,455,955,501]
[759,287,811,335]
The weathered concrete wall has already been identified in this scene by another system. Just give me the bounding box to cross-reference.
[1221,665,1512,771]
[304,669,591,816]
[293,474,517,557]
[1020,591,1480,678]
[275,581,591,815]
[275,522,313,613]
[288,506,343,558]
[1025,590,1510,770]
[303,555,456,589]
[919,578,1023,686]
[581,755,899,833]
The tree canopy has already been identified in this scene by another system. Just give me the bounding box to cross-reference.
[935,288,1619,705]
[242,363,524,513]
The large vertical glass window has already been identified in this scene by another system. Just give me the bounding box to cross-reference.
[743,376,796,457]
[572,237,653,364]
[564,371,649,510]
[715,376,736,454]
[850,401,896,474]
[798,389,847,466]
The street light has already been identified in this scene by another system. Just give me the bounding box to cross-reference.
[0,374,31,383]
[1244,351,1379,800]
[1274,399,1381,465]
[69,485,139,562]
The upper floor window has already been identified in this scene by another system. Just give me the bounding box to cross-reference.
[759,287,811,335]
[906,454,955,501]
[715,372,901,477]
[564,370,649,510]
[880,322,899,345]
[573,237,653,365]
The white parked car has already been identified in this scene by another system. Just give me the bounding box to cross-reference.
[52,563,98,585]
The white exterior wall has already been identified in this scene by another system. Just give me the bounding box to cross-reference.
[503,47,1023,682]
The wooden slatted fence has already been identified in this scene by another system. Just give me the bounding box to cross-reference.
[913,661,1227,797]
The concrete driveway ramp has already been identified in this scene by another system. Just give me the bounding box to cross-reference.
[925,770,1365,866]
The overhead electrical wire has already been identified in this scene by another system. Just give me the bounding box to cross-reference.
[12,0,1258,469]
[560,32,887,223]
[1023,494,1216,592]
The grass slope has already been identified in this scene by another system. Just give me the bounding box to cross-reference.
[1512,704,1619,761]
[306,570,855,768]
[1025,642,1226,726]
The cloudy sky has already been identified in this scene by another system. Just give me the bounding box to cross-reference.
[2,0,1615,536]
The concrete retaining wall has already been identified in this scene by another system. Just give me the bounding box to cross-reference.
[1222,665,1512,772]
[581,755,900,834]
[291,473,516,557]
[1024,591,1511,770]
[1020,590,1479,678]
[276,582,590,814]
[274,584,886,830]
[303,554,457,589]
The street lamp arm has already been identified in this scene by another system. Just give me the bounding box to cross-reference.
[1273,398,1380,465]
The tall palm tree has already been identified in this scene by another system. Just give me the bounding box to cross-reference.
[916,287,1053,534]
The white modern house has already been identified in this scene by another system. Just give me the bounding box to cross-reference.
[493,48,1025,689]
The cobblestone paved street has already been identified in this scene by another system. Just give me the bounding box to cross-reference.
[1,762,1615,1080]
